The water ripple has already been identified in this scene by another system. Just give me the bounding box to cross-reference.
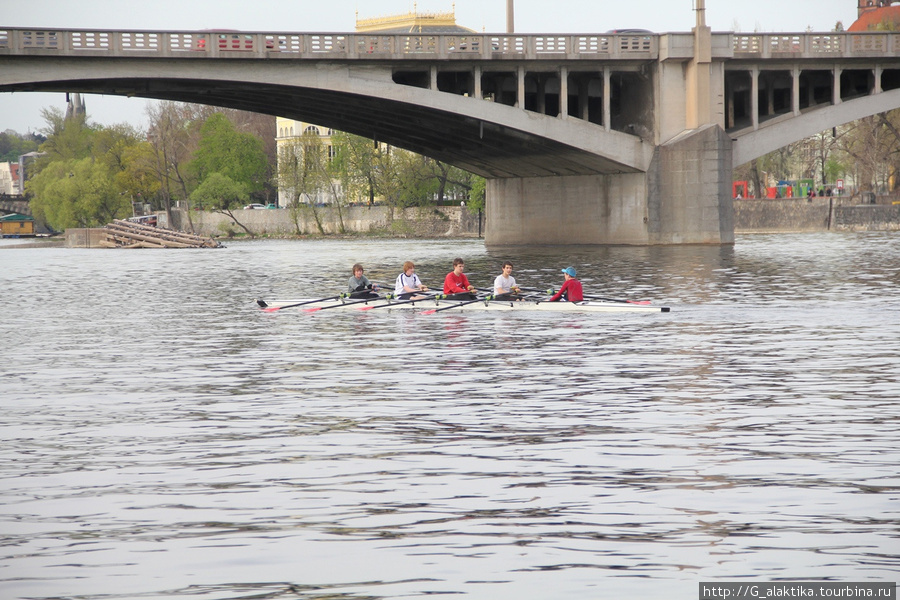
[1,233,898,599]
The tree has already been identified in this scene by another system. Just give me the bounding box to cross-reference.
[37,106,93,162]
[190,113,268,195]
[146,102,203,229]
[28,157,128,229]
[467,176,486,214]
[0,130,42,162]
[26,109,137,229]
[189,172,254,237]
[117,142,162,213]
[331,131,380,207]
[276,131,328,234]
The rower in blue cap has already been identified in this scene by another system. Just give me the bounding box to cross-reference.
[548,266,584,302]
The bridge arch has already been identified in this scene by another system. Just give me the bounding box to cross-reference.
[732,88,900,167]
[4,29,900,245]
[0,57,650,179]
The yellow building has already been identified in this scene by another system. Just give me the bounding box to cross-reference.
[0,213,35,237]
[355,6,475,34]
[275,6,473,207]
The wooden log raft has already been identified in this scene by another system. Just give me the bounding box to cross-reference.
[101,220,222,249]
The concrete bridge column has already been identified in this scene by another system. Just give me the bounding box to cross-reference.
[430,66,438,91]
[485,125,734,246]
[833,66,843,105]
[474,65,482,99]
[517,66,525,108]
[578,78,589,121]
[751,66,759,130]
[792,66,801,116]
[559,66,568,119]
[767,76,776,116]
[603,67,611,131]
[536,75,546,114]
[874,65,883,94]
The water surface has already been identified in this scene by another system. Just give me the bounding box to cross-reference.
[1,233,898,599]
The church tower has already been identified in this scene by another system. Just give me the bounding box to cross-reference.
[65,93,86,121]
[858,0,900,17]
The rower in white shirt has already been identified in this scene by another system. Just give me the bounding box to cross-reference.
[493,261,522,301]
[394,261,429,300]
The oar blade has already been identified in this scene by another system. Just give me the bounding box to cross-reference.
[421,309,438,315]
[262,306,282,313]
[302,307,322,313]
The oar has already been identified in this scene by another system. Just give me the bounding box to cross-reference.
[356,292,441,311]
[576,292,651,305]
[258,295,341,312]
[303,295,386,313]
[422,294,494,315]
[525,287,651,305]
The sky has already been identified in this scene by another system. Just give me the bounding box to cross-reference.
[1,0,857,135]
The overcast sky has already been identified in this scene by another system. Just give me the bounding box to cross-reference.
[1,0,857,135]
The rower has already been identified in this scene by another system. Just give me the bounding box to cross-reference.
[348,263,380,299]
[442,258,477,300]
[548,267,583,302]
[493,261,522,300]
[394,261,429,300]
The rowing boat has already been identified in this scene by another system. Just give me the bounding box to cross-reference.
[256,297,671,313]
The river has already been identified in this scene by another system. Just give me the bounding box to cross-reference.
[1,233,898,599]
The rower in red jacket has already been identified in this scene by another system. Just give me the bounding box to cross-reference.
[443,257,477,300]
[548,267,583,302]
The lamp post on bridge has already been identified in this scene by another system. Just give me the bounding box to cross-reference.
[507,0,514,33]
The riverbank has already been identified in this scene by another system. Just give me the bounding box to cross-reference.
[41,198,900,249]
[163,205,484,239]
[170,200,898,239]
[734,196,900,233]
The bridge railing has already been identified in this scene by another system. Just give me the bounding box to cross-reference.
[733,31,899,58]
[0,28,658,60]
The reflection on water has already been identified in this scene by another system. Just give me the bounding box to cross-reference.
[1,233,898,600]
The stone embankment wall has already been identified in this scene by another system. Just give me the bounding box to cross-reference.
[164,205,483,238]
[832,204,900,231]
[735,197,900,233]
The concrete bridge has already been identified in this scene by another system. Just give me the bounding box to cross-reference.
[0,197,31,216]
[2,20,899,245]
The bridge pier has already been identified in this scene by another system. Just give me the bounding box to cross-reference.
[485,125,734,246]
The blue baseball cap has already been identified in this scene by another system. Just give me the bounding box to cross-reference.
[561,267,576,277]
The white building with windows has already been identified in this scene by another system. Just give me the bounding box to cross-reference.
[0,162,20,195]
[274,7,472,208]
[274,117,340,207]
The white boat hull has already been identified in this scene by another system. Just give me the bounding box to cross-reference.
[257,297,671,313]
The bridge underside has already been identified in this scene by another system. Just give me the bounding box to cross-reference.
[1,57,733,245]
[2,75,637,180]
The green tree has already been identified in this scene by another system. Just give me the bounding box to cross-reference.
[331,132,379,207]
[189,172,255,236]
[0,130,42,162]
[26,109,140,229]
[38,106,93,162]
[28,157,128,229]
[467,176,486,213]
[191,113,268,195]
[117,141,162,213]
